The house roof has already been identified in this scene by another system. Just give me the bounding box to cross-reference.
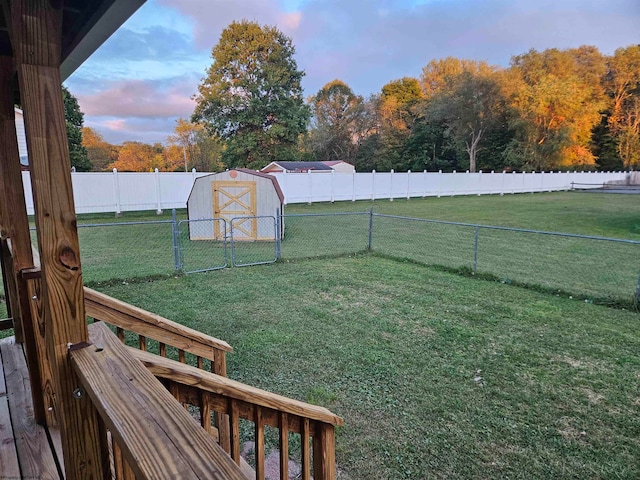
[0,0,146,104]
[267,161,333,171]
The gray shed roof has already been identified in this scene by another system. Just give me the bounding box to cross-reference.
[270,161,333,171]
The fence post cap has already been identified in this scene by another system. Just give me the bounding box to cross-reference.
[112,168,118,173]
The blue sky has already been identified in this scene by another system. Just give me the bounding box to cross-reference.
[66,0,640,145]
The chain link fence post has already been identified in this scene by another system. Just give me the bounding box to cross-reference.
[276,208,282,260]
[473,226,479,274]
[171,209,181,272]
[368,207,374,251]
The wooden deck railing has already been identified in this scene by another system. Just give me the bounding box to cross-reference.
[133,347,344,480]
[83,286,235,450]
[72,321,246,479]
[3,242,344,479]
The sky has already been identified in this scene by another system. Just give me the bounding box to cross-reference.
[65,0,640,145]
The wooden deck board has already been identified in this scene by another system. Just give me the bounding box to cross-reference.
[0,337,60,479]
[0,338,20,479]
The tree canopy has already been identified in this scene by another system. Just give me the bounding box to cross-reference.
[308,80,367,162]
[192,20,310,170]
[62,86,92,171]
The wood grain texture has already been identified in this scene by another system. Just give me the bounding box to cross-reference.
[0,55,36,352]
[255,407,265,480]
[0,339,20,479]
[12,1,105,475]
[73,322,245,479]
[279,412,289,480]
[301,418,310,480]
[26,276,58,427]
[0,338,59,479]
[84,287,233,359]
[313,423,336,480]
[132,348,344,426]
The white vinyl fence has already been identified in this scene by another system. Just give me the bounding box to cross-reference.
[20,169,632,215]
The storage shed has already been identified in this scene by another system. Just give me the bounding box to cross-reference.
[187,169,284,240]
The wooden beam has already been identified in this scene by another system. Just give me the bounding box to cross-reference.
[0,54,51,426]
[10,1,104,478]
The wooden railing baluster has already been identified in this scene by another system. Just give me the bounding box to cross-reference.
[201,391,212,434]
[178,349,186,363]
[159,342,166,357]
[255,406,265,480]
[197,356,204,369]
[230,400,240,464]
[279,412,289,480]
[116,327,124,342]
[301,417,310,480]
[138,335,146,351]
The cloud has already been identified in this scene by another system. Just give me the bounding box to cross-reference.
[76,76,197,118]
[87,116,182,144]
[294,0,640,95]
[158,0,303,49]
[94,26,200,61]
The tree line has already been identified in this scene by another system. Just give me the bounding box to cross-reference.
[68,21,640,173]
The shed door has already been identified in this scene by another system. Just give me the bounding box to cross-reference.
[212,181,257,240]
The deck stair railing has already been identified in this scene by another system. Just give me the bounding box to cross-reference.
[1,238,343,479]
[84,287,344,480]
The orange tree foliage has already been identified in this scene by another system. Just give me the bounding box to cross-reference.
[82,127,118,171]
[109,141,182,172]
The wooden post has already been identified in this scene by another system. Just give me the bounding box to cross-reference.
[0,55,53,426]
[10,0,105,477]
[313,424,336,480]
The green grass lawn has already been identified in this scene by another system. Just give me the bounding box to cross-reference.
[100,256,640,479]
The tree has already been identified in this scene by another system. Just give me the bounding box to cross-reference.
[167,118,224,172]
[606,46,640,170]
[62,86,92,171]
[308,79,366,162]
[109,142,156,171]
[192,20,310,169]
[420,58,494,99]
[425,72,505,172]
[507,47,607,170]
[82,127,118,171]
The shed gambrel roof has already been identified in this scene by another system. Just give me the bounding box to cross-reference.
[188,169,285,205]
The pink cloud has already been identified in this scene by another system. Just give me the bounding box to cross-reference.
[77,78,196,118]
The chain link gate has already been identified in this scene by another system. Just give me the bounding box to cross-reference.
[230,216,278,267]
[177,218,228,273]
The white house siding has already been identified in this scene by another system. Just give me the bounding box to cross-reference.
[328,162,355,173]
[15,108,28,160]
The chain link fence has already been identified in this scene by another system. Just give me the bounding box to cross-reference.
[280,213,371,260]
[77,220,176,283]
[7,209,638,306]
[177,218,228,273]
[371,214,640,304]
[230,216,278,267]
